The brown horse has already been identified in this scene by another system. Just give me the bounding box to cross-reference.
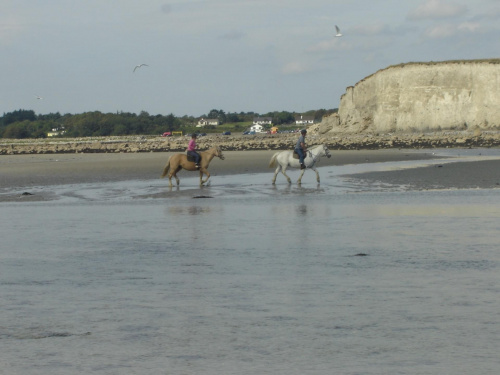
[160,146,225,187]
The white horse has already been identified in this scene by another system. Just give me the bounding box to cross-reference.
[269,144,331,184]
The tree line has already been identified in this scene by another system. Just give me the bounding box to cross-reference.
[0,108,337,139]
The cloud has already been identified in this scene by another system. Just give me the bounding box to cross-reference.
[349,23,388,36]
[307,39,338,52]
[424,24,457,38]
[282,61,309,75]
[470,8,500,22]
[457,22,480,32]
[160,4,172,14]
[307,38,351,53]
[408,0,467,20]
[349,23,417,37]
[218,30,245,41]
[0,16,25,45]
[423,21,480,38]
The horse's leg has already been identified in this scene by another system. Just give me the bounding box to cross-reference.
[200,170,211,186]
[312,167,320,183]
[171,166,181,186]
[281,165,292,184]
[272,165,281,184]
[199,170,204,186]
[297,169,306,185]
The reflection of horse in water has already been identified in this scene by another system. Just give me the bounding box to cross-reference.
[161,146,225,187]
[269,144,331,184]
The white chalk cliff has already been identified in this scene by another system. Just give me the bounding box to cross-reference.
[321,59,500,133]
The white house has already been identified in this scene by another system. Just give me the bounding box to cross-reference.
[197,118,220,127]
[295,115,314,125]
[250,124,265,133]
[47,127,66,137]
[253,117,272,126]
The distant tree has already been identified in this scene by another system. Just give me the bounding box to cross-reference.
[226,112,242,122]
[2,109,36,125]
[37,112,62,122]
[0,107,339,139]
[314,109,327,121]
[269,111,295,125]
[314,108,338,121]
[111,124,129,136]
[164,113,180,132]
[207,109,219,119]
[207,109,226,123]
[3,121,31,138]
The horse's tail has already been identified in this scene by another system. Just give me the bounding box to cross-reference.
[160,157,171,178]
[269,152,280,168]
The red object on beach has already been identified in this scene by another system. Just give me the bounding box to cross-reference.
[162,132,172,137]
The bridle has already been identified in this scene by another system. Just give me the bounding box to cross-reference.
[309,145,330,164]
[216,147,225,160]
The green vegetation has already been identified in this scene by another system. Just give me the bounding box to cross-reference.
[0,108,337,139]
[361,58,500,82]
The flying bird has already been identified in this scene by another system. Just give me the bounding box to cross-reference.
[35,95,43,100]
[133,63,149,72]
[335,25,343,37]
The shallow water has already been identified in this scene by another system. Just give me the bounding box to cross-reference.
[1,151,500,374]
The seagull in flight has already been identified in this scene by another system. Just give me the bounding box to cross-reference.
[35,95,43,100]
[133,63,149,72]
[335,25,343,37]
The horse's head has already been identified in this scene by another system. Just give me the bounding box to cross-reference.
[216,146,225,160]
[323,144,331,158]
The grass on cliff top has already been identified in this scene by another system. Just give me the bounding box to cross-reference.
[359,58,500,83]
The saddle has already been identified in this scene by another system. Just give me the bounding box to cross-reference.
[187,154,196,162]
[293,149,310,159]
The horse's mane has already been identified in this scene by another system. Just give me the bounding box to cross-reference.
[200,145,219,151]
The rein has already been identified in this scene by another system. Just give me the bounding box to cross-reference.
[308,148,322,164]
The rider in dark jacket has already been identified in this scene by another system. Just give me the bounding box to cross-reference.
[294,129,307,169]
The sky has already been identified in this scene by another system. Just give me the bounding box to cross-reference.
[1,0,499,117]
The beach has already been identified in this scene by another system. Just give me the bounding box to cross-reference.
[1,149,439,200]
[1,147,500,374]
[2,147,500,202]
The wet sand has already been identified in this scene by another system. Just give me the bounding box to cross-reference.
[1,148,499,201]
[0,149,436,188]
[347,159,500,190]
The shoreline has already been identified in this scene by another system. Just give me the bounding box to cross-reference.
[346,159,500,191]
[0,149,439,196]
[1,131,500,155]
[0,149,440,188]
[2,148,499,202]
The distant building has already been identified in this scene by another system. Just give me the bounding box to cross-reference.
[250,124,265,133]
[295,115,314,125]
[197,118,220,127]
[253,117,272,126]
[47,127,65,137]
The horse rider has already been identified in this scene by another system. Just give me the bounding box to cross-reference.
[187,133,201,169]
[295,129,308,169]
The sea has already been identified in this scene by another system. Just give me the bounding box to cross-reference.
[1,149,499,375]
